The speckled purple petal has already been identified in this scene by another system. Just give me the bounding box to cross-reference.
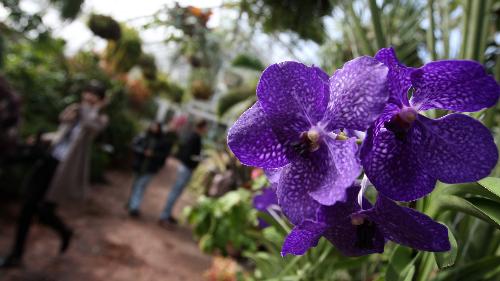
[253,186,278,212]
[360,123,437,202]
[309,137,361,205]
[360,104,400,160]
[264,168,282,184]
[319,185,385,256]
[281,220,327,256]
[227,102,290,169]
[375,47,415,106]
[418,114,498,184]
[325,56,389,131]
[411,60,500,112]
[253,185,280,228]
[276,155,323,225]
[257,61,329,139]
[317,184,365,224]
[362,195,450,252]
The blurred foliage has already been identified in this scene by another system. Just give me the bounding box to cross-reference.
[320,0,425,73]
[3,37,68,136]
[138,53,158,80]
[231,54,264,71]
[169,4,212,37]
[184,188,258,257]
[50,0,85,19]
[217,86,255,117]
[189,67,214,100]
[148,4,222,101]
[148,75,184,103]
[103,26,142,74]
[239,0,334,44]
[1,0,47,34]
[88,14,122,41]
[148,3,221,70]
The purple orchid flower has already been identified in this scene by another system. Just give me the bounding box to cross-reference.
[361,47,500,202]
[227,58,389,226]
[253,186,280,228]
[281,185,450,257]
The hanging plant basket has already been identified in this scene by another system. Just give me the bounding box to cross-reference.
[88,14,122,41]
[191,79,213,100]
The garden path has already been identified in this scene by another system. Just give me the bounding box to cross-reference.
[0,158,211,281]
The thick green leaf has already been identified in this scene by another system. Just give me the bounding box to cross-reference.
[464,197,500,228]
[437,195,500,229]
[478,177,500,200]
[434,227,458,269]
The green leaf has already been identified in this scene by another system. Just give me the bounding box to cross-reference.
[386,246,419,281]
[478,177,500,200]
[437,195,500,229]
[401,265,415,281]
[435,256,500,281]
[434,227,458,269]
[464,197,500,228]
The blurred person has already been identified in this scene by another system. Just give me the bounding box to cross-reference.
[159,119,208,226]
[0,81,109,268]
[126,121,178,217]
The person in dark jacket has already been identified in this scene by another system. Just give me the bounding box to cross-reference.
[159,119,207,225]
[127,121,176,217]
[0,75,20,160]
[1,81,108,268]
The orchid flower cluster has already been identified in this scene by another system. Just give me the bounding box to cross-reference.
[227,47,500,257]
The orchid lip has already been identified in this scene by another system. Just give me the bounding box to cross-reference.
[384,106,418,141]
[398,107,418,124]
[293,128,324,154]
[350,214,366,226]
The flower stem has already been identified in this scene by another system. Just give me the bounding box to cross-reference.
[368,0,386,49]
[439,0,450,58]
[426,0,437,60]
[460,0,473,59]
[466,0,491,62]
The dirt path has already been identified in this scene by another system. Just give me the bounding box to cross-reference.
[0,158,212,281]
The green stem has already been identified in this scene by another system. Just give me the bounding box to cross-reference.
[346,2,374,55]
[368,0,386,49]
[460,0,472,59]
[427,0,437,60]
[440,0,450,58]
[478,0,492,63]
[467,0,487,60]
[496,52,500,82]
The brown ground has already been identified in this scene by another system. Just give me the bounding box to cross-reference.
[0,158,212,281]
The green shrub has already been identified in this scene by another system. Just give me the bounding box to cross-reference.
[184,188,258,256]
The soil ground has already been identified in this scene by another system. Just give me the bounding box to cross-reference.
[0,158,212,281]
